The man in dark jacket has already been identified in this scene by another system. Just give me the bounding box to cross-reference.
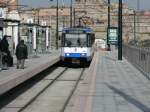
[16,40,28,69]
[0,35,9,70]
[0,35,9,53]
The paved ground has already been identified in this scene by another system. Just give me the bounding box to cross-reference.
[65,49,150,112]
[0,50,60,95]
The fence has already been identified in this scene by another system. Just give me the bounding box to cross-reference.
[123,44,150,79]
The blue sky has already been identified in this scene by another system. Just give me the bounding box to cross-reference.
[112,0,149,10]
[19,0,149,11]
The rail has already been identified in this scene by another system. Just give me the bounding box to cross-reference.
[123,44,150,79]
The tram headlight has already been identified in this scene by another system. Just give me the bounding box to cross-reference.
[66,53,70,56]
[81,53,86,57]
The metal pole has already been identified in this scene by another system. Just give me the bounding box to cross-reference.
[63,16,65,28]
[56,0,59,49]
[118,0,122,60]
[70,0,73,27]
[79,17,81,26]
[137,0,140,43]
[133,10,136,45]
[37,9,40,52]
[73,8,75,27]
[107,0,110,44]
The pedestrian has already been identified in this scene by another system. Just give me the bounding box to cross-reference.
[7,50,13,67]
[0,35,9,70]
[15,40,28,69]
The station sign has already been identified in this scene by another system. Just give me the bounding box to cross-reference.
[108,27,118,44]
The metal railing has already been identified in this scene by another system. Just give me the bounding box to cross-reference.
[123,44,150,79]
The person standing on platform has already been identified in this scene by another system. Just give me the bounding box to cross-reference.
[0,35,9,70]
[15,40,28,69]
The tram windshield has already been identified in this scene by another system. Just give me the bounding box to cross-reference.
[65,34,87,47]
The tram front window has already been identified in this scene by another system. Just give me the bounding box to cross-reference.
[65,34,87,47]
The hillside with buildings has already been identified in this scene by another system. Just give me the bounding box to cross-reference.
[0,0,150,50]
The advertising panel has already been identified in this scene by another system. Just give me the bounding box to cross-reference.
[108,27,118,45]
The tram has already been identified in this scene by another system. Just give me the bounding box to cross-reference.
[61,27,95,65]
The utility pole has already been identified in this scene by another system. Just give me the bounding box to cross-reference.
[133,10,136,45]
[56,0,59,49]
[35,8,40,52]
[107,0,110,44]
[70,0,73,27]
[49,0,59,49]
[73,8,75,27]
[137,0,140,43]
[118,0,122,60]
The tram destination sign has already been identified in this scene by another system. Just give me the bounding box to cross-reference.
[68,29,85,34]
[108,27,118,44]
[64,28,92,34]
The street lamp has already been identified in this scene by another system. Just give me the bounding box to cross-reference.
[50,0,59,49]
[107,0,110,44]
[133,10,136,45]
[70,0,73,27]
[137,0,140,44]
[73,8,75,26]
[118,0,122,60]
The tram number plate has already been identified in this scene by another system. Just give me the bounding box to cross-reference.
[72,59,80,63]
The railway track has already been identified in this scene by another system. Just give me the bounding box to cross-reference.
[0,65,87,112]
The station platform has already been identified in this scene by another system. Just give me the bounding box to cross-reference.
[65,49,150,112]
[0,50,60,96]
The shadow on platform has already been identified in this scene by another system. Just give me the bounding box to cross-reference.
[106,83,150,112]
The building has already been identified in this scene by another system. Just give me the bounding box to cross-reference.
[20,7,71,49]
[0,0,20,53]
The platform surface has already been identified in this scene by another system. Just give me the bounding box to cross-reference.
[65,49,150,112]
[0,50,60,95]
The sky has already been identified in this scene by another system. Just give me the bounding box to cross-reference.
[112,0,149,10]
[19,0,150,11]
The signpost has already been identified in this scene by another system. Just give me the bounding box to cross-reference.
[108,27,118,45]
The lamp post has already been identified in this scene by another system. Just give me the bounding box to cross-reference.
[137,0,140,44]
[133,10,136,45]
[50,0,59,49]
[37,9,40,52]
[107,0,110,44]
[70,0,73,27]
[73,8,75,26]
[118,0,122,60]
[56,0,59,49]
